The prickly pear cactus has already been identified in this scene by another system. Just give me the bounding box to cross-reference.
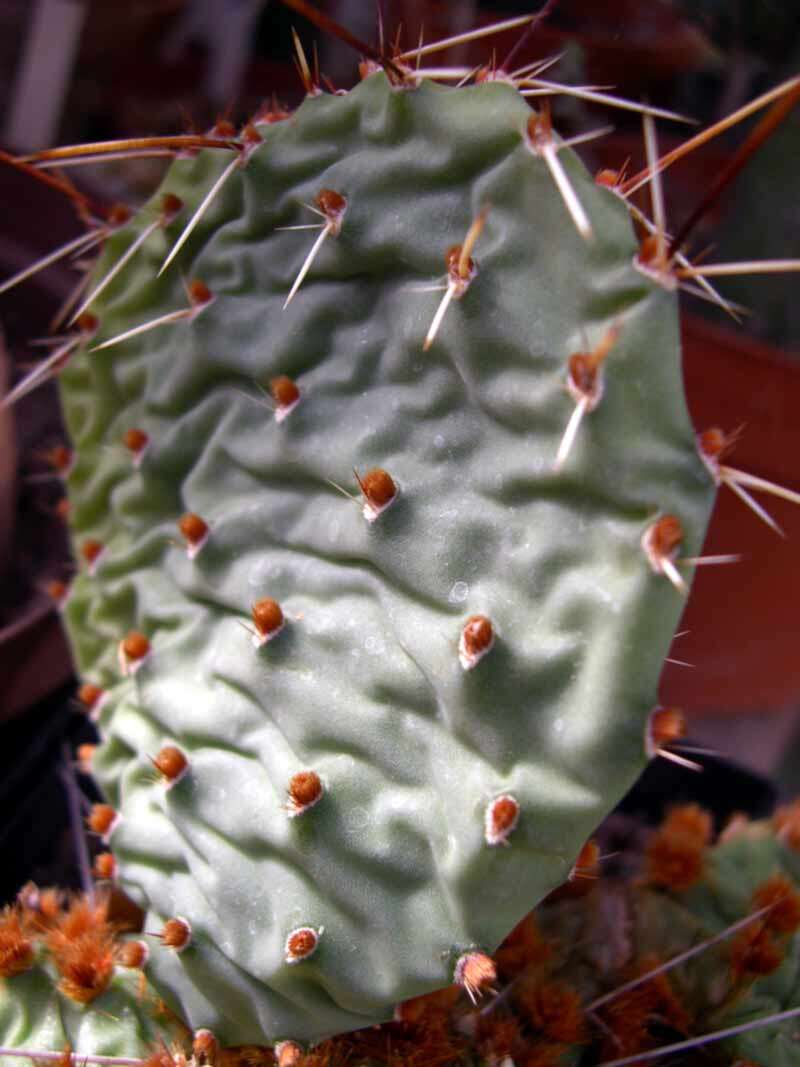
[57,72,715,1045]
[0,893,187,1063]
[520,806,800,1067]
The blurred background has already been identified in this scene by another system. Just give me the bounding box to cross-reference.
[1,0,799,897]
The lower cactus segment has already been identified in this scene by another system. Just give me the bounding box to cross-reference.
[0,890,186,1064]
[4,806,800,1065]
[56,70,715,1043]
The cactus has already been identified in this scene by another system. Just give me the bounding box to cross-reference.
[0,889,187,1063]
[5,806,800,1066]
[4,3,800,1055]
[51,69,716,1044]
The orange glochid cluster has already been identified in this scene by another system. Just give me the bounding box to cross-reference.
[158,917,192,952]
[752,874,800,935]
[644,803,711,891]
[87,803,118,838]
[122,630,150,661]
[519,980,586,1044]
[459,614,495,670]
[45,445,73,473]
[647,705,687,756]
[355,467,397,521]
[117,938,149,969]
[80,538,104,568]
[151,744,189,785]
[46,895,116,1003]
[178,512,209,555]
[729,920,784,982]
[643,514,684,567]
[773,800,800,849]
[46,579,68,603]
[192,1029,219,1065]
[77,682,105,715]
[270,375,301,418]
[251,597,284,641]
[316,188,347,230]
[0,905,35,978]
[485,794,520,846]
[92,852,117,880]
[274,1040,304,1067]
[287,770,323,816]
[285,926,320,964]
[454,951,497,1003]
[494,913,554,979]
[188,278,214,307]
[123,427,149,458]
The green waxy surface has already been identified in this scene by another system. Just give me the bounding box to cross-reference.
[0,961,183,1065]
[58,73,715,1043]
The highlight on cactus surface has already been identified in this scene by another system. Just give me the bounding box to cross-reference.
[2,1,800,1063]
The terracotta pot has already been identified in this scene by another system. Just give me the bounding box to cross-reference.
[659,313,800,713]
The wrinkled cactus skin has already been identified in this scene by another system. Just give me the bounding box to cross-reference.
[0,962,183,1063]
[57,73,715,1044]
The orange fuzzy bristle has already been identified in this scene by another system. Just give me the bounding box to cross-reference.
[730,921,784,981]
[285,926,320,963]
[287,770,323,813]
[117,939,149,968]
[495,913,553,977]
[123,427,149,454]
[598,987,654,1059]
[18,885,61,933]
[454,951,496,1002]
[160,917,192,950]
[461,615,493,657]
[356,468,397,510]
[644,827,705,891]
[52,895,109,942]
[87,803,117,837]
[519,981,586,1044]
[485,794,520,845]
[46,445,73,473]
[752,875,800,935]
[178,512,209,546]
[193,1029,219,1064]
[647,514,684,558]
[93,852,117,880]
[46,579,68,602]
[270,375,301,409]
[251,597,284,637]
[316,188,347,218]
[649,706,687,749]
[0,906,34,977]
[152,745,188,783]
[48,899,115,1003]
[80,539,104,566]
[188,278,213,306]
[141,1043,178,1067]
[122,630,150,661]
[774,800,800,849]
[660,804,713,846]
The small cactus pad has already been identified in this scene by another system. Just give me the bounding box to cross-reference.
[58,73,715,1043]
[0,896,185,1062]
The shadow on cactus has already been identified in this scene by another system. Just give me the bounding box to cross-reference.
[2,1,800,1062]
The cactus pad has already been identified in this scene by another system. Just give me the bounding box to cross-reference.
[57,73,715,1044]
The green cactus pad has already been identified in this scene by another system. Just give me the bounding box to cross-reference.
[58,72,715,1044]
[0,960,184,1064]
